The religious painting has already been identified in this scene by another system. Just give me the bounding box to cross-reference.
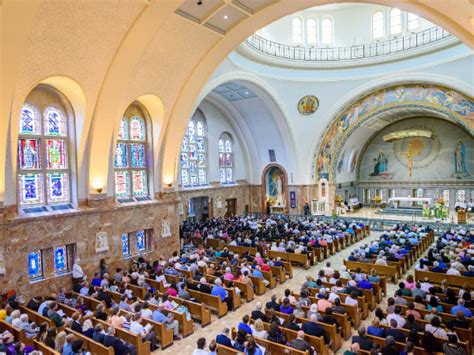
[162,221,171,238]
[54,245,68,273]
[264,165,286,208]
[95,232,109,253]
[350,151,358,173]
[370,150,389,177]
[336,151,345,174]
[453,139,470,179]
[18,139,41,170]
[114,143,128,168]
[28,251,42,279]
[178,202,184,215]
[315,84,474,181]
[297,95,319,116]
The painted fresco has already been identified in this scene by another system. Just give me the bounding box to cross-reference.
[315,84,474,181]
[359,118,473,182]
[265,166,286,207]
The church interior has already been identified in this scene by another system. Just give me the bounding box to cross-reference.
[1,0,473,354]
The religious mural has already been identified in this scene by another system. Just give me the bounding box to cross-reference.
[264,166,286,208]
[316,84,474,181]
[297,95,319,116]
[359,118,473,182]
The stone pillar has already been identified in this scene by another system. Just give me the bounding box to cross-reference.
[328,183,337,215]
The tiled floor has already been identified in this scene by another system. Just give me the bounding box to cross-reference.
[156,231,430,354]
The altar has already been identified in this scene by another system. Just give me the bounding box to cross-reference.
[388,197,432,208]
[270,206,286,214]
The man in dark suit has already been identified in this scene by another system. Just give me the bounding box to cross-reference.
[215,328,233,348]
[302,314,329,345]
[97,286,113,308]
[352,326,373,351]
[198,278,212,294]
[103,327,136,355]
[385,319,405,342]
[265,295,280,311]
[290,330,314,355]
[251,302,267,322]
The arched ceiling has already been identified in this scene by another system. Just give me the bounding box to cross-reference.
[1,0,473,203]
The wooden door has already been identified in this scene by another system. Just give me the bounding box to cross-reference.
[225,198,236,217]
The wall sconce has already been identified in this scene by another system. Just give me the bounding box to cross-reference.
[92,178,104,194]
[164,177,173,188]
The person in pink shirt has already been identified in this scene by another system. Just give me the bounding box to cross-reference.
[166,284,178,297]
[317,291,332,313]
[404,275,416,290]
[254,253,264,265]
[224,267,235,280]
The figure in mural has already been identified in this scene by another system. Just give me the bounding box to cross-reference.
[370,150,388,176]
[265,166,286,208]
[400,139,424,177]
[454,139,467,175]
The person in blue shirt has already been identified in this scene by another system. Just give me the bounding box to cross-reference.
[216,327,233,348]
[451,299,472,318]
[211,278,233,311]
[357,275,373,290]
[91,272,102,287]
[431,261,445,273]
[238,315,252,335]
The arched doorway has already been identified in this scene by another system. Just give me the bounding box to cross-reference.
[262,164,288,214]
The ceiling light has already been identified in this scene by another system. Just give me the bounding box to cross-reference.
[197,0,202,5]
[245,91,249,95]
[224,15,228,19]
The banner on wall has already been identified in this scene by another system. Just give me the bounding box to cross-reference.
[290,191,296,209]
[95,232,109,253]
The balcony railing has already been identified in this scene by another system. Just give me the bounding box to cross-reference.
[245,26,453,62]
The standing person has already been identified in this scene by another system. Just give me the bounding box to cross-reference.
[72,258,85,285]
[304,203,311,216]
[99,258,108,278]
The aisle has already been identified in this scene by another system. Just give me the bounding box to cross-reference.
[158,232,383,354]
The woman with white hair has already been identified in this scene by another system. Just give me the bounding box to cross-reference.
[224,267,234,280]
[306,303,321,321]
[339,266,351,279]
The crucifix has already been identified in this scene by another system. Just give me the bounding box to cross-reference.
[400,141,421,177]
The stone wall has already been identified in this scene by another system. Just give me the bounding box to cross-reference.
[0,199,180,298]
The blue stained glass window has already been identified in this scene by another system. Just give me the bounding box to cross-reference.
[114,143,128,168]
[180,114,207,187]
[20,106,41,135]
[114,107,149,199]
[44,107,67,136]
[122,233,130,257]
[130,144,145,168]
[46,172,69,203]
[28,251,43,279]
[54,245,68,273]
[136,230,146,253]
[18,173,44,205]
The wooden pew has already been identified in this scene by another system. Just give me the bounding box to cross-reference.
[231,327,309,355]
[270,265,286,284]
[344,260,399,283]
[249,276,266,296]
[206,274,254,302]
[145,302,194,338]
[216,343,244,354]
[187,289,228,318]
[19,305,54,327]
[0,319,33,347]
[188,279,241,310]
[34,340,61,355]
[414,269,474,288]
[307,288,368,320]
[64,328,114,355]
[92,317,151,355]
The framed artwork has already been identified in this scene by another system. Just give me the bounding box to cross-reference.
[297,95,319,116]
[162,221,171,238]
[95,232,109,253]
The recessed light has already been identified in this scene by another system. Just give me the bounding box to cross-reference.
[245,91,249,95]
[224,15,228,19]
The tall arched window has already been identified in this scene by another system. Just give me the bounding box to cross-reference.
[306,18,317,45]
[389,8,402,35]
[372,11,385,38]
[292,17,303,44]
[180,111,207,187]
[114,103,150,200]
[321,18,333,45]
[218,133,234,184]
[17,85,73,208]
[407,13,420,31]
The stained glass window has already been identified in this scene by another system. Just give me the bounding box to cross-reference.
[114,105,149,199]
[17,97,72,208]
[44,107,67,136]
[136,230,146,253]
[219,133,234,184]
[20,105,41,135]
[46,173,69,203]
[122,233,130,257]
[180,112,207,187]
[54,245,68,273]
[28,251,43,279]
